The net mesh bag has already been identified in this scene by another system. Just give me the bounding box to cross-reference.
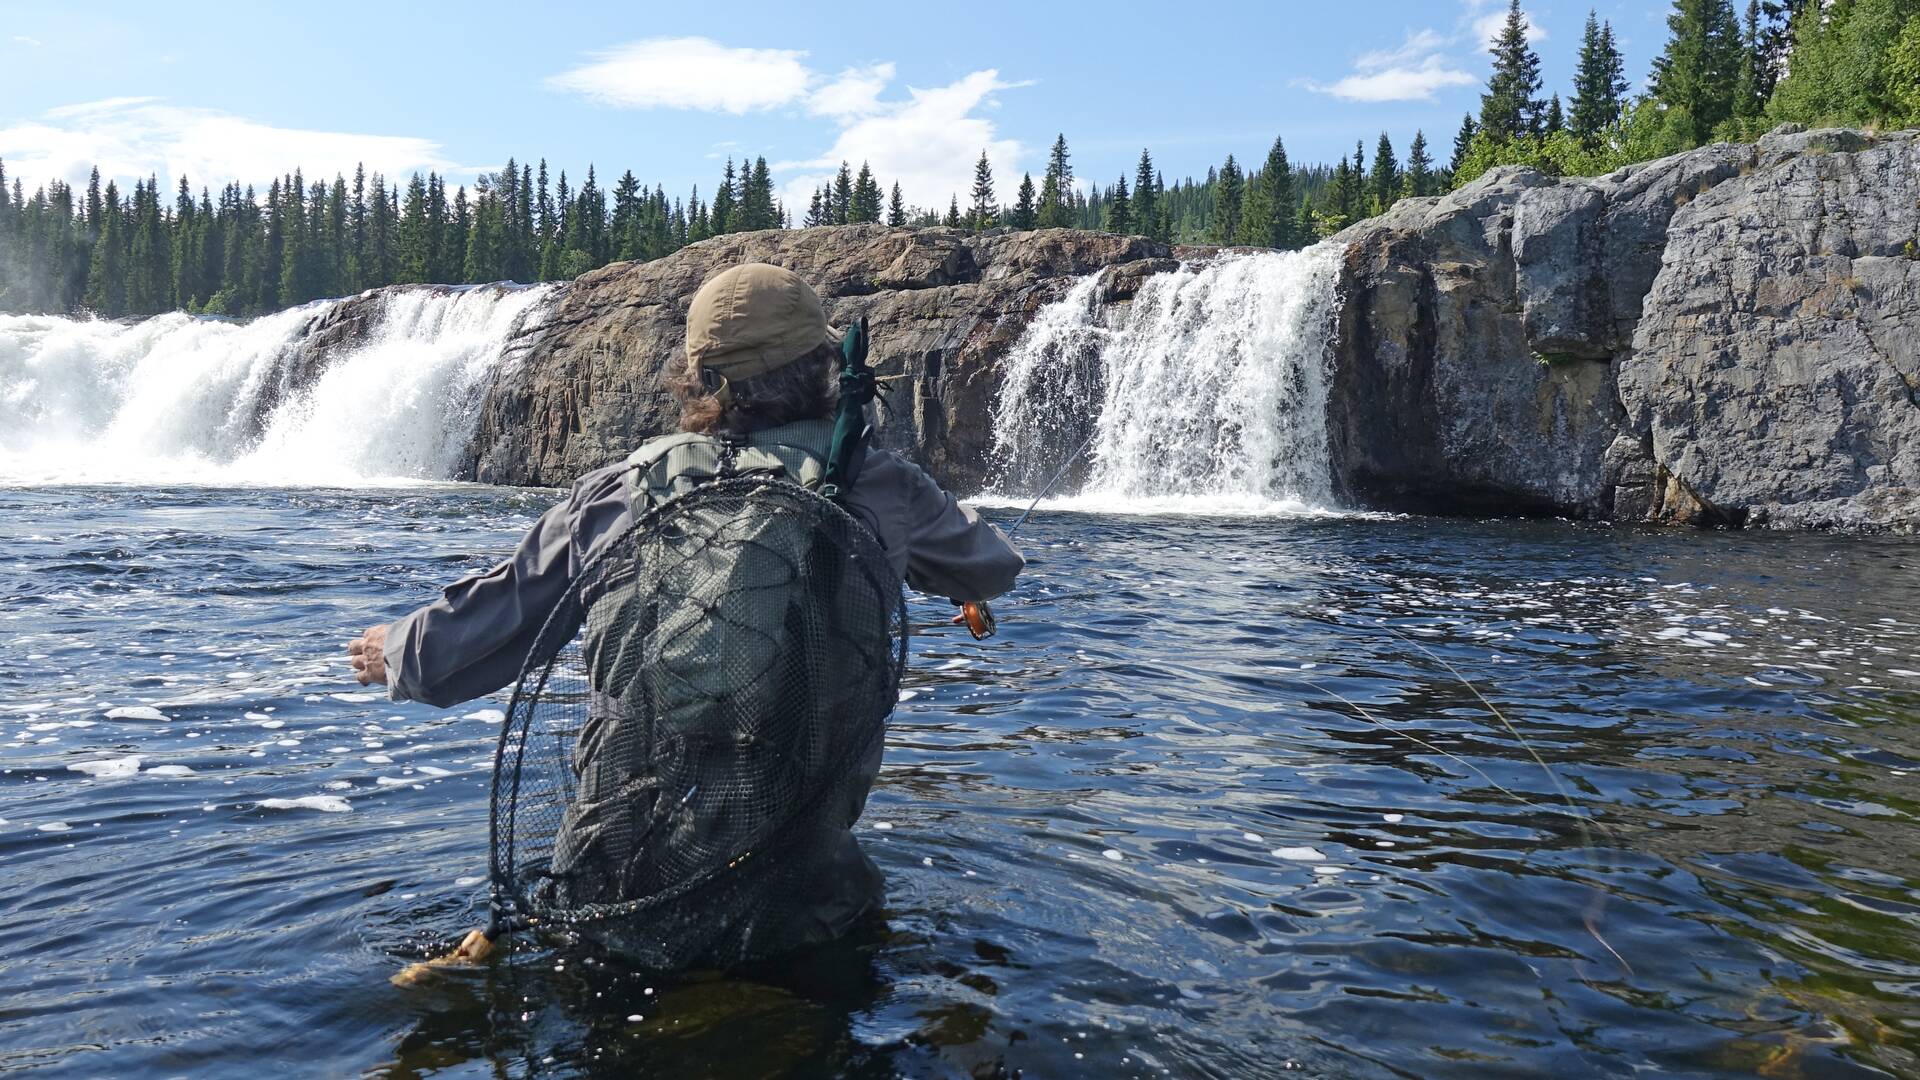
[489,474,906,971]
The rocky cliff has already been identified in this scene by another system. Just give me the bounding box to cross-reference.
[464,226,1174,494]
[1333,124,1919,530]
[395,126,1918,531]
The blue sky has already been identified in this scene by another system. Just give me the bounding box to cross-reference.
[0,0,1671,213]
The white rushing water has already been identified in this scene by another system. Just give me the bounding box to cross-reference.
[0,284,552,486]
[986,244,1345,516]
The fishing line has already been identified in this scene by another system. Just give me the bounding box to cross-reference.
[958,426,1101,639]
[1006,425,1103,536]
[1358,620,1632,976]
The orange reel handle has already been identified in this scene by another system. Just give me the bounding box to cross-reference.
[960,601,997,640]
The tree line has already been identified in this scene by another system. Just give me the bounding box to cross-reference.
[1452,0,1920,184]
[3,0,1916,320]
[0,153,799,319]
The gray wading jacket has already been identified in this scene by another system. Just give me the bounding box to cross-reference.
[381,419,1023,953]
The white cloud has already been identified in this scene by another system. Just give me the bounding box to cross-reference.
[1304,4,1548,106]
[543,40,1025,212]
[808,63,896,120]
[1314,59,1479,103]
[12,35,43,47]
[546,37,813,114]
[1306,29,1477,103]
[0,99,458,192]
[775,69,1023,217]
[1354,29,1451,72]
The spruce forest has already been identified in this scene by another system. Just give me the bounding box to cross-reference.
[3,0,1918,321]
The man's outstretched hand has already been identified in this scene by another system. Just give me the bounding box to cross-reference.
[349,624,391,687]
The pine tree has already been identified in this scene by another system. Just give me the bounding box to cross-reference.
[852,162,882,224]
[170,176,201,309]
[1295,194,1318,244]
[610,170,642,259]
[1733,0,1770,119]
[347,165,367,292]
[888,182,907,227]
[1011,173,1037,230]
[1450,114,1479,174]
[1482,0,1545,140]
[398,173,430,283]
[1651,0,1744,145]
[1104,175,1132,233]
[83,180,124,316]
[743,158,776,230]
[944,196,962,227]
[969,150,997,230]
[1036,134,1073,228]
[1544,94,1566,133]
[1571,11,1630,145]
[449,186,471,278]
[1209,154,1244,244]
[1263,136,1298,247]
[1347,142,1367,222]
[710,160,736,235]
[1367,132,1399,214]
[367,174,396,287]
[423,173,447,284]
[1402,130,1436,199]
[1131,149,1158,243]
[84,168,102,243]
[832,162,854,226]
[576,166,606,262]
[1324,157,1357,231]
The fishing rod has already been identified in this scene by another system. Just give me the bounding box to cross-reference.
[958,425,1101,640]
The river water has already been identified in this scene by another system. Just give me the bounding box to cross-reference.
[3,485,1918,1078]
[4,252,1920,1077]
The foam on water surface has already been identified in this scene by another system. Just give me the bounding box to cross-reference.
[69,756,141,778]
[258,796,352,813]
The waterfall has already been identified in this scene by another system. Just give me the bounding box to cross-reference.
[987,244,1344,515]
[0,284,553,486]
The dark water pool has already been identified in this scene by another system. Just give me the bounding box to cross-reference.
[2,486,1918,1078]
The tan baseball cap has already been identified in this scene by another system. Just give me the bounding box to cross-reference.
[685,263,838,381]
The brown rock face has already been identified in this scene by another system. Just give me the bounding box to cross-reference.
[465,225,1174,491]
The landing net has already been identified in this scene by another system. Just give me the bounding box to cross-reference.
[489,475,906,970]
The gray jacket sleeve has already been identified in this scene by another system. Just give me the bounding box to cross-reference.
[382,465,633,708]
[847,452,1024,603]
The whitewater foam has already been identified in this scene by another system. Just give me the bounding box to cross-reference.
[0,284,552,486]
[985,245,1344,516]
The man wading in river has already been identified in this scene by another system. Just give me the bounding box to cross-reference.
[346,263,1022,964]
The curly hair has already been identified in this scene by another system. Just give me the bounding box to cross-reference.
[674,343,838,435]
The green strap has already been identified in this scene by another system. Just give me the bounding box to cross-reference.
[820,317,875,503]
